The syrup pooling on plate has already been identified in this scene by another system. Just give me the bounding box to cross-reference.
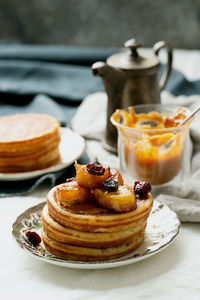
[112,106,192,185]
[41,162,153,261]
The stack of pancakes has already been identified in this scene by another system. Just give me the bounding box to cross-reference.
[41,185,153,261]
[0,114,60,173]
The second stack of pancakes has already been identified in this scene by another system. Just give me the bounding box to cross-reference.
[0,114,60,172]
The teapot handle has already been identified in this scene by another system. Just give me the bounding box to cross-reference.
[153,41,173,91]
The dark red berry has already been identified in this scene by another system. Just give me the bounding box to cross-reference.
[134,181,151,198]
[66,177,76,183]
[26,231,41,246]
[102,177,118,192]
[86,163,105,176]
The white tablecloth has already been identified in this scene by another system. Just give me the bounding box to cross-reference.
[1,49,200,300]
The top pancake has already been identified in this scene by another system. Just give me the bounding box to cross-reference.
[0,114,60,143]
[47,185,153,232]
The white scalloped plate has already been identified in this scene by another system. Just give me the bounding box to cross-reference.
[12,200,180,269]
[0,128,85,181]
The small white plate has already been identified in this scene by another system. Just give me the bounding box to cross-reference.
[12,200,180,269]
[0,128,85,181]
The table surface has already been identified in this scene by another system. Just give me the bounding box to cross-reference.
[1,49,200,300]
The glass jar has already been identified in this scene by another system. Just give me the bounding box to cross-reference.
[111,104,192,185]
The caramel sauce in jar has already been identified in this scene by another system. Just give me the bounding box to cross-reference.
[111,105,192,185]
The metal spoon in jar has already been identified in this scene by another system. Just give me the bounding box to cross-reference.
[161,105,200,151]
[180,105,200,126]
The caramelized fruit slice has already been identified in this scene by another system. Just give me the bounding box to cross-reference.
[94,184,136,212]
[110,169,124,185]
[75,161,111,188]
[56,181,92,207]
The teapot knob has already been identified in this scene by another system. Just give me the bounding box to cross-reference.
[124,39,141,57]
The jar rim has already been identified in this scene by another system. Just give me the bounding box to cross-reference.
[110,104,192,134]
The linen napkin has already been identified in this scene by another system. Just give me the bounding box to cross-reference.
[72,91,200,222]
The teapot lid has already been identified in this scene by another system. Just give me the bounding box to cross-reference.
[107,39,159,70]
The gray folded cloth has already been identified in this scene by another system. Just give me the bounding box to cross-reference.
[72,91,200,222]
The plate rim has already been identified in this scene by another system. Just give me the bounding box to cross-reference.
[12,200,180,269]
[0,127,85,181]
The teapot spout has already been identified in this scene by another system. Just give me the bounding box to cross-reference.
[92,61,115,77]
[92,61,125,87]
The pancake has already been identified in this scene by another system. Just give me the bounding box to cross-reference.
[0,132,60,157]
[0,114,61,172]
[41,228,145,261]
[47,185,153,233]
[0,114,59,143]
[42,204,147,248]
